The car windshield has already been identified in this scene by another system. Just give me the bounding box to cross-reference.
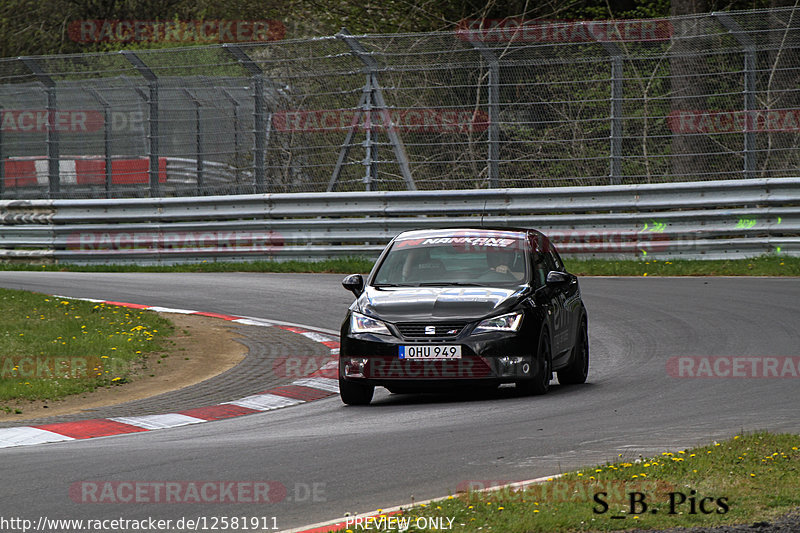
[372,233,529,287]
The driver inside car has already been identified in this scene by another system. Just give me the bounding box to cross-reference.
[485,250,525,281]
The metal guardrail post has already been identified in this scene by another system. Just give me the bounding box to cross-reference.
[337,29,416,191]
[121,51,161,197]
[88,89,112,198]
[223,44,266,193]
[599,42,624,186]
[21,57,60,197]
[469,40,500,189]
[714,12,757,180]
[182,89,204,195]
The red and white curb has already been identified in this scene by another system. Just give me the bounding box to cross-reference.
[0,297,340,449]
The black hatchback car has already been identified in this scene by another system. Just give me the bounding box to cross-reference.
[338,228,588,405]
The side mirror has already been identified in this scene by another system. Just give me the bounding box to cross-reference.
[545,270,571,286]
[342,274,365,297]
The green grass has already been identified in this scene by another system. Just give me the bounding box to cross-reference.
[0,257,375,274]
[335,432,800,532]
[0,288,172,407]
[1,256,798,276]
[564,255,800,277]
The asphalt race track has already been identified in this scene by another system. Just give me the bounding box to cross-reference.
[0,272,798,530]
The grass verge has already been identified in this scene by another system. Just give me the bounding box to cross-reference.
[0,256,798,276]
[334,432,800,532]
[0,288,172,411]
[565,255,800,277]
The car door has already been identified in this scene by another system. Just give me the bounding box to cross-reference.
[548,245,581,362]
[539,246,570,365]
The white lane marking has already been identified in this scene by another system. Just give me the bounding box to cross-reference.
[301,331,337,343]
[292,377,339,393]
[232,318,275,327]
[236,315,339,336]
[224,394,304,411]
[109,414,206,430]
[51,295,106,303]
[0,427,75,448]
[146,306,198,314]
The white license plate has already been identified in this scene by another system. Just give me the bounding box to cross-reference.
[399,345,461,360]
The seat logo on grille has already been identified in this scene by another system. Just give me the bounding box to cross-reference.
[425,326,436,335]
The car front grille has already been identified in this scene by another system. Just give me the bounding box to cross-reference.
[396,322,467,340]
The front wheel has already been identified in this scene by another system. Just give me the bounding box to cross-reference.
[517,332,551,395]
[558,320,588,385]
[339,378,374,405]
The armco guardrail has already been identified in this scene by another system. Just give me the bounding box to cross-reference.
[1,178,798,264]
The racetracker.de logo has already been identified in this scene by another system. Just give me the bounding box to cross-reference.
[69,481,318,504]
[273,356,337,379]
[456,18,672,43]
[272,108,489,133]
[67,230,284,252]
[668,109,800,133]
[667,356,800,378]
[68,20,285,43]
[1,110,104,133]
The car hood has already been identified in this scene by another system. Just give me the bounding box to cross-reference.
[358,285,527,323]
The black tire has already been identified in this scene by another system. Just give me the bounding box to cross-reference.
[339,378,374,405]
[517,331,551,395]
[558,319,589,385]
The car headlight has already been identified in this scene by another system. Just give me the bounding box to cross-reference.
[350,312,392,336]
[474,312,523,333]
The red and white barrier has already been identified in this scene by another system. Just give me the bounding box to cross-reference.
[2,156,167,187]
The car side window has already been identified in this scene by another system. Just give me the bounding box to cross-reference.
[532,252,548,288]
[540,241,557,271]
[549,247,566,272]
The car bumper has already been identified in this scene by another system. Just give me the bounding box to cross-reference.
[339,331,540,388]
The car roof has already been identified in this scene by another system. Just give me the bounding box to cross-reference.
[393,227,546,241]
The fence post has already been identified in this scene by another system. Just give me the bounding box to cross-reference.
[327,85,370,191]
[469,40,500,189]
[337,29,416,191]
[599,42,624,185]
[0,104,4,199]
[21,57,60,197]
[714,12,757,179]
[183,89,204,195]
[121,51,161,197]
[88,89,112,198]
[222,89,242,187]
[362,76,377,191]
[223,44,266,193]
